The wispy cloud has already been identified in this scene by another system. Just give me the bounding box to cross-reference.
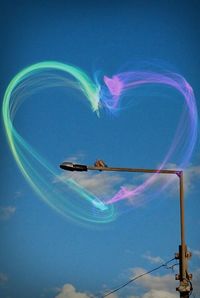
[142,253,164,265]
[100,267,179,298]
[134,163,200,198]
[129,289,178,298]
[14,191,23,199]
[0,206,16,220]
[55,154,125,199]
[191,249,200,259]
[0,272,8,285]
[191,268,200,297]
[130,267,177,292]
[53,268,200,298]
[56,155,200,208]
[54,283,93,298]
[56,171,124,198]
[128,267,179,298]
[54,283,119,298]
[184,165,200,192]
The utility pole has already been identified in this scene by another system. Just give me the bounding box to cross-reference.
[175,171,192,297]
[60,161,193,297]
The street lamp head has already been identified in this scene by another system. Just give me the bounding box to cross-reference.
[60,161,88,172]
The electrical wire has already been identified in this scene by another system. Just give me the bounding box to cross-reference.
[186,271,193,296]
[101,257,177,297]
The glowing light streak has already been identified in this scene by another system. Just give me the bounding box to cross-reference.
[2,61,198,224]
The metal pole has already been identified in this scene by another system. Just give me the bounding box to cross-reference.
[88,166,192,296]
[180,172,186,280]
[176,171,191,297]
[60,162,192,295]
[87,165,178,175]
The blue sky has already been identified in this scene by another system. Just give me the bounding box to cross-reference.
[0,1,200,298]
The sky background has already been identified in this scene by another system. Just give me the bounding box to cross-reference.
[0,1,200,298]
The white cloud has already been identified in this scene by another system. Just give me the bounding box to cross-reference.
[125,267,180,298]
[128,289,178,298]
[142,253,164,265]
[0,206,16,220]
[191,249,200,258]
[163,163,200,196]
[54,171,124,199]
[101,266,180,298]
[184,165,200,192]
[54,284,93,298]
[55,154,125,199]
[139,289,178,298]
[129,290,178,298]
[130,267,177,292]
[54,283,120,298]
[0,272,8,285]
[14,191,23,199]
[134,163,200,198]
[103,294,118,298]
[191,268,200,297]
[53,268,200,298]
[57,156,200,209]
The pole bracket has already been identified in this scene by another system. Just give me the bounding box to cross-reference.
[176,170,183,178]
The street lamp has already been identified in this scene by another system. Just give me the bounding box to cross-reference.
[60,161,192,297]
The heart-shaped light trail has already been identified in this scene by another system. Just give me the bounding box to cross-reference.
[101,71,198,204]
[2,61,198,225]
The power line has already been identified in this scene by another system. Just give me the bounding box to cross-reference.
[101,257,178,297]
